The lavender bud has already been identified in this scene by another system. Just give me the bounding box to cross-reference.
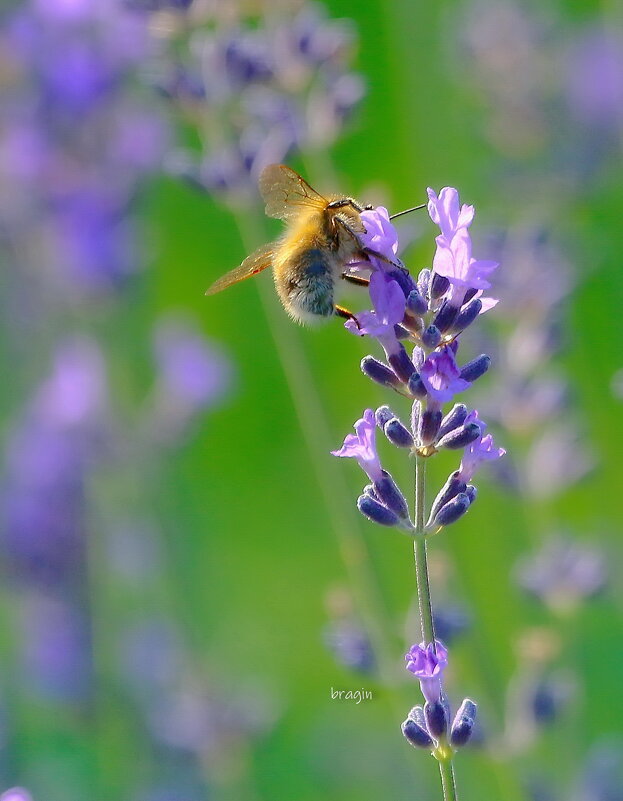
[430,272,450,299]
[361,356,401,389]
[394,324,411,340]
[412,346,425,372]
[421,325,442,349]
[417,268,431,300]
[418,408,442,446]
[433,300,459,334]
[375,405,396,429]
[407,704,428,728]
[357,494,399,527]
[384,418,414,449]
[463,287,479,304]
[437,422,482,450]
[362,483,379,500]
[450,298,482,334]
[388,267,417,298]
[408,372,427,399]
[402,718,434,749]
[450,698,477,747]
[438,404,468,439]
[465,485,477,504]
[433,493,471,528]
[429,473,467,522]
[407,288,428,315]
[424,700,448,738]
[388,346,416,383]
[459,354,491,383]
[373,471,409,519]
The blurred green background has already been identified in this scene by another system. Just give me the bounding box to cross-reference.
[1,0,623,799]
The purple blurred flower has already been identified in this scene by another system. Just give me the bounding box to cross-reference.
[405,641,448,705]
[458,428,505,482]
[566,27,623,129]
[0,789,33,801]
[421,346,471,404]
[154,317,231,411]
[19,590,91,701]
[515,535,607,613]
[332,409,383,483]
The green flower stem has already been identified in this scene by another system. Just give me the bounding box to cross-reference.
[413,453,435,645]
[438,757,458,801]
[414,451,459,801]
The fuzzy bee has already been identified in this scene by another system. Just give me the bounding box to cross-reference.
[205,163,400,324]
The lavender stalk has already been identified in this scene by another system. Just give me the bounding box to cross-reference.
[333,190,505,799]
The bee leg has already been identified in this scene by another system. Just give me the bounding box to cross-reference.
[361,246,404,270]
[334,304,361,330]
[335,217,404,269]
[341,273,370,287]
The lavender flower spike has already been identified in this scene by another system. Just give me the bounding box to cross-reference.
[405,641,448,705]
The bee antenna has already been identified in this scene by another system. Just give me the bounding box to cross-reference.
[389,203,427,220]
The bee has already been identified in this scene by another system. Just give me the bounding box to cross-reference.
[205,164,399,325]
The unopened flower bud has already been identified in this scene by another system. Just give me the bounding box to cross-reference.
[438,404,468,439]
[437,422,482,450]
[418,408,442,446]
[429,472,467,523]
[424,700,448,738]
[407,288,428,315]
[417,268,431,299]
[465,485,477,504]
[450,298,482,334]
[421,325,442,349]
[430,272,450,299]
[357,494,399,527]
[373,471,409,519]
[433,300,459,334]
[459,354,491,383]
[361,356,400,388]
[450,698,477,747]
[388,345,416,383]
[402,717,434,749]
[408,372,427,399]
[384,418,414,448]
[433,492,471,528]
[375,405,396,429]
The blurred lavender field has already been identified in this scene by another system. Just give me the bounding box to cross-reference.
[1,1,622,800]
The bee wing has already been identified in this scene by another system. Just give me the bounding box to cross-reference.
[259,164,328,221]
[205,244,274,295]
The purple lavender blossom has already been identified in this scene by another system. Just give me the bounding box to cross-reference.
[420,347,472,404]
[427,187,474,243]
[458,429,506,482]
[331,409,383,483]
[405,641,449,705]
[345,272,405,355]
[359,206,400,262]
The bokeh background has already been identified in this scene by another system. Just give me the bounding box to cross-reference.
[1,1,623,799]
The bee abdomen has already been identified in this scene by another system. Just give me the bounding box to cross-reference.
[283,247,335,319]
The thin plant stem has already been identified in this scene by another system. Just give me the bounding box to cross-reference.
[438,759,458,801]
[413,451,459,801]
[413,454,435,646]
